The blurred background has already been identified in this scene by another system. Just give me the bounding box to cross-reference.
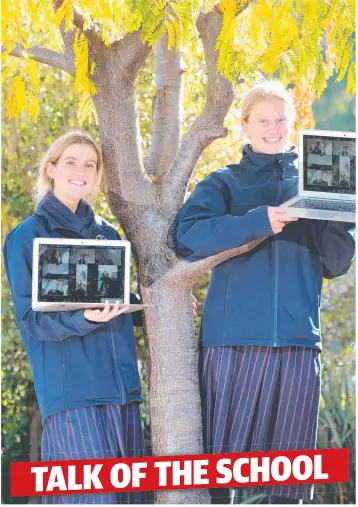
[2,57,355,504]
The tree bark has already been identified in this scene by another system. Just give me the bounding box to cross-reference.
[2,45,74,75]
[161,8,235,211]
[141,279,208,504]
[145,34,184,179]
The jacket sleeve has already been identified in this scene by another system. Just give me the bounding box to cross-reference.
[3,228,104,342]
[175,172,274,261]
[319,221,355,279]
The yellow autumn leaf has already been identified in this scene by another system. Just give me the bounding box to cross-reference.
[1,67,14,84]
[54,0,73,31]
[78,93,98,125]
[6,75,26,118]
[346,62,356,95]
[336,39,354,82]
[166,19,176,50]
[167,13,181,49]
[27,91,40,121]
[24,59,40,93]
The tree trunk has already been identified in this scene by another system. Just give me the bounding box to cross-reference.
[59,11,244,503]
[141,274,209,504]
[91,44,257,501]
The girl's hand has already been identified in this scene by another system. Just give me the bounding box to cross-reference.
[84,301,130,323]
[192,296,198,316]
[267,207,298,234]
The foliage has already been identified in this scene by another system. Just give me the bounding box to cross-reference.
[321,264,355,360]
[1,293,36,460]
[315,352,355,504]
[2,0,356,122]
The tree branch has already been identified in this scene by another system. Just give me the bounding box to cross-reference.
[58,23,76,71]
[159,1,253,217]
[167,237,268,288]
[2,46,74,75]
[161,7,235,212]
[90,30,154,206]
[145,33,184,179]
[52,0,103,50]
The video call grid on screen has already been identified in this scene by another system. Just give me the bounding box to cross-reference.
[38,244,126,303]
[303,135,356,195]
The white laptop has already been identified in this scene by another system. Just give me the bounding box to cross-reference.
[280,129,356,222]
[32,238,151,312]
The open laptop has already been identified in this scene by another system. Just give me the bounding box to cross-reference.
[32,238,151,312]
[280,129,356,222]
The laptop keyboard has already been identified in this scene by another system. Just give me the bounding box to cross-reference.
[289,199,356,212]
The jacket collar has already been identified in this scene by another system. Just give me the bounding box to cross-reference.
[35,192,98,238]
[229,144,298,175]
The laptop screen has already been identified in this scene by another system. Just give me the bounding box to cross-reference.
[37,244,126,303]
[303,134,356,195]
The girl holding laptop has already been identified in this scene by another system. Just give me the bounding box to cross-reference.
[175,81,355,504]
[4,131,144,504]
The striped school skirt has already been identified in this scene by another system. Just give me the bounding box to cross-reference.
[199,345,321,502]
[41,403,148,504]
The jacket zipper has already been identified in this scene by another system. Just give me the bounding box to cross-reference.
[273,160,284,346]
[108,321,126,400]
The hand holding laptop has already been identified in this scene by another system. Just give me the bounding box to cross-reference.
[84,300,131,322]
[280,129,356,222]
[268,207,299,233]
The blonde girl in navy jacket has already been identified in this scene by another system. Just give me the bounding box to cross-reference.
[4,131,146,504]
[175,81,355,504]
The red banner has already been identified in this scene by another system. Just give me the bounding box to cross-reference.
[11,448,349,498]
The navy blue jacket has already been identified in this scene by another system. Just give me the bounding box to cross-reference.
[175,146,355,350]
[3,193,142,422]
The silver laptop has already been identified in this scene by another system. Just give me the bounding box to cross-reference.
[32,238,151,312]
[281,129,356,222]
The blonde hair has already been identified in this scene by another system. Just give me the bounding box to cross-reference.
[35,130,104,204]
[242,80,296,124]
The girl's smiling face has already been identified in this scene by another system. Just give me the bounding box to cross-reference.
[242,98,292,155]
[46,143,99,212]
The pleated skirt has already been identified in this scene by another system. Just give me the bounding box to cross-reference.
[199,345,321,501]
[41,403,148,504]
